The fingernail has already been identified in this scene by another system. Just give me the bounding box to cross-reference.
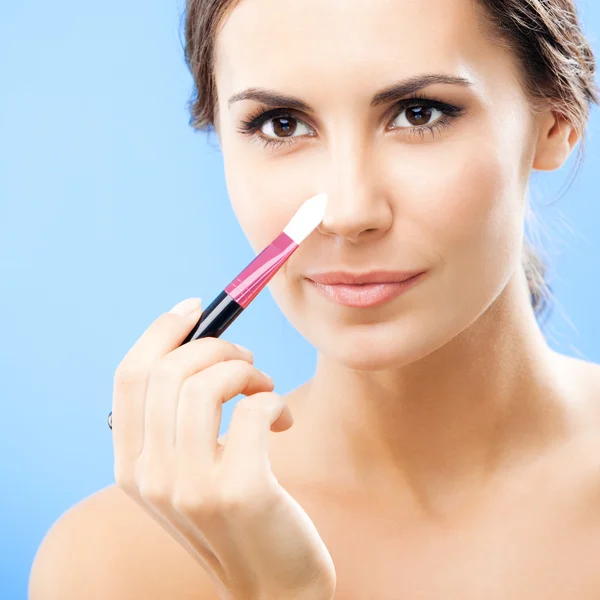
[233,343,254,360]
[169,298,202,316]
[259,370,273,384]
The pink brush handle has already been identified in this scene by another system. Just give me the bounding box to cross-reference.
[225,232,298,308]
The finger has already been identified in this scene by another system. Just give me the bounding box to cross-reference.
[143,337,255,464]
[220,392,292,481]
[113,298,202,480]
[174,360,274,475]
[119,297,204,374]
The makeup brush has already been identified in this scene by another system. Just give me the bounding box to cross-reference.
[108,192,327,429]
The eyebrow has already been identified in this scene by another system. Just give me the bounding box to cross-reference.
[227,74,473,111]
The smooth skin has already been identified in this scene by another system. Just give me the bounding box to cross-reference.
[30,0,600,598]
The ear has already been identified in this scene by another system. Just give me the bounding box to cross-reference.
[210,120,223,151]
[212,118,221,142]
[532,110,580,171]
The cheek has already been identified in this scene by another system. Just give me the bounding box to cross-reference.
[388,135,527,270]
[222,153,292,253]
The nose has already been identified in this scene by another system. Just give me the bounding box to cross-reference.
[317,141,393,243]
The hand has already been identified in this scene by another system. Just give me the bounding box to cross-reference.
[111,298,336,600]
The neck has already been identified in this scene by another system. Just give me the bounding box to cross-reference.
[289,271,574,515]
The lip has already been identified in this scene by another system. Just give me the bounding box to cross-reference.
[305,270,426,308]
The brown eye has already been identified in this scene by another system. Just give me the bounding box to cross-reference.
[273,117,296,137]
[260,116,312,139]
[406,106,433,126]
[393,104,443,129]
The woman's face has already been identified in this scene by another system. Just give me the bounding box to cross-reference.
[212,0,544,370]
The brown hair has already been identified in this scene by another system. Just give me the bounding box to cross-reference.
[183,0,598,319]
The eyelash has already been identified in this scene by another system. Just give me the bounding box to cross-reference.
[236,94,465,151]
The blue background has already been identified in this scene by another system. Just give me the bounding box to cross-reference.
[1,1,599,597]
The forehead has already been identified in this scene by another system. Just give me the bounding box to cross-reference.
[214,0,503,101]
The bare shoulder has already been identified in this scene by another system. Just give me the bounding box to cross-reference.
[560,352,600,383]
[550,351,600,495]
[29,484,220,600]
[556,352,600,414]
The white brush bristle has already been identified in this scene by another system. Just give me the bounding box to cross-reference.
[283,193,328,244]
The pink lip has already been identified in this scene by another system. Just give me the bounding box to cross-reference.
[305,270,426,308]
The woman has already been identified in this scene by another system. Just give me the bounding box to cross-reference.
[30,0,600,598]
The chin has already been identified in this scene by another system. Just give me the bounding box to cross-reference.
[271,278,495,372]
[309,317,455,371]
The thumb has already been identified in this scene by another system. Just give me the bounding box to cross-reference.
[270,402,294,432]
